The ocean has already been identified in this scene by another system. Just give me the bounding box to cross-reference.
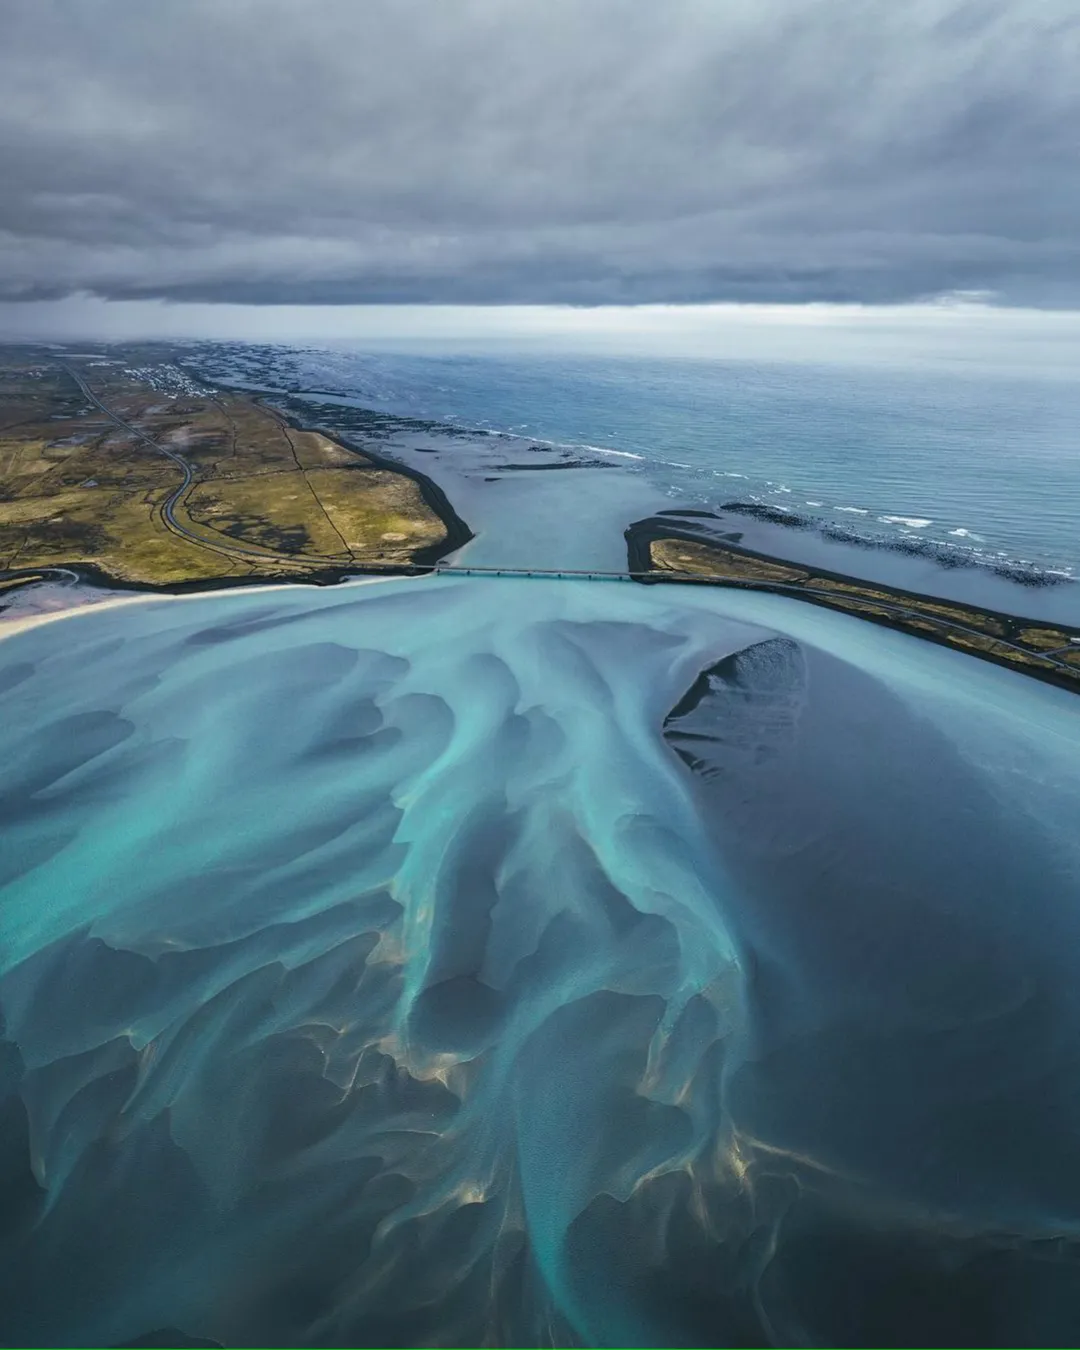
[195,343,1080,587]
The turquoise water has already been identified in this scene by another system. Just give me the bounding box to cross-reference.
[199,345,1080,584]
[2,575,1080,1345]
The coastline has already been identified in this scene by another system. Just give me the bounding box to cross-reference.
[3,359,1076,699]
[0,386,475,619]
[255,395,475,567]
[626,516,1080,696]
[0,573,406,644]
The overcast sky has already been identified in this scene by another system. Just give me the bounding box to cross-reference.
[4,295,1080,380]
[2,0,1078,319]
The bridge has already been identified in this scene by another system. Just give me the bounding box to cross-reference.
[433,563,643,582]
[421,562,1079,680]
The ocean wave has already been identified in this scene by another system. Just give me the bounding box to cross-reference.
[585,445,646,461]
[718,502,1075,586]
[492,431,648,462]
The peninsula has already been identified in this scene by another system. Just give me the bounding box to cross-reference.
[0,347,467,594]
[627,518,1080,695]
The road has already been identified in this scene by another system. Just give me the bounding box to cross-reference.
[60,364,344,570]
[433,563,1078,678]
[44,368,1080,684]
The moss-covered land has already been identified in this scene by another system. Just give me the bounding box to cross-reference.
[0,349,456,590]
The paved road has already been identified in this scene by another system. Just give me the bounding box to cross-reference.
[61,365,341,569]
[46,369,1080,682]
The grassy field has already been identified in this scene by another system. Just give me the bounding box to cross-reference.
[0,349,448,587]
[637,531,1080,694]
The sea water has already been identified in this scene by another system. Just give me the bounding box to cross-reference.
[195,345,1080,585]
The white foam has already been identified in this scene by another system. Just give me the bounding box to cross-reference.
[586,445,646,461]
[805,501,824,507]
[498,430,646,461]
[834,506,869,515]
[948,528,985,541]
[879,516,933,528]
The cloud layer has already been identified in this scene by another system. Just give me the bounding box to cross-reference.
[2,0,1078,306]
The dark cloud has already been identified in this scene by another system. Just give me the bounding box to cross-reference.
[1,0,1078,306]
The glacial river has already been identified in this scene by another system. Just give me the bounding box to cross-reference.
[2,571,1079,1346]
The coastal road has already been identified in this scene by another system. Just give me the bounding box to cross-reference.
[42,370,1080,687]
[60,364,347,571]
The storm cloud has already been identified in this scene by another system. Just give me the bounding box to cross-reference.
[2,0,1078,307]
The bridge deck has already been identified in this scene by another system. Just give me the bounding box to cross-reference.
[433,564,639,581]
